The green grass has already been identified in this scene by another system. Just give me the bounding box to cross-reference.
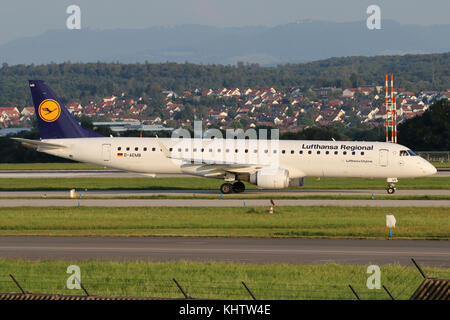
[0,259,447,299]
[0,163,105,170]
[431,161,449,168]
[0,206,448,239]
[0,176,449,191]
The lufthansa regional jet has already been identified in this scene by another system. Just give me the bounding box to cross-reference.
[14,80,437,194]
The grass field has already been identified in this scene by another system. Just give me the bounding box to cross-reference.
[0,259,447,299]
[0,176,449,191]
[0,206,448,239]
[431,161,450,168]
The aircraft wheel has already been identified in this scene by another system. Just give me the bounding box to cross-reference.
[220,183,233,194]
[387,187,395,194]
[232,181,245,193]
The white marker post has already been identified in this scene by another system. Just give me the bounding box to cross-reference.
[386,215,396,239]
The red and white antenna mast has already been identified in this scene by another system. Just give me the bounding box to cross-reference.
[385,74,397,143]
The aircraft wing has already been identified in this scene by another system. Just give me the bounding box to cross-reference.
[155,136,264,176]
[12,138,68,150]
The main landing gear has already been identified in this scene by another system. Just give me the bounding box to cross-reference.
[220,181,245,194]
[386,178,398,194]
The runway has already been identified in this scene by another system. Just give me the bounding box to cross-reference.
[0,236,448,267]
[0,198,449,207]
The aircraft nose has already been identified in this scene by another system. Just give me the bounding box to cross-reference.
[424,162,437,176]
[429,164,437,175]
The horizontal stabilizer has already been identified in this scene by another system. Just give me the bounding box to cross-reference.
[12,138,67,150]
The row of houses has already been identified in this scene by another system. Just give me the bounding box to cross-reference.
[1,87,448,130]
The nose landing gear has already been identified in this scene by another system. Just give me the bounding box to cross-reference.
[387,184,396,194]
[386,178,398,194]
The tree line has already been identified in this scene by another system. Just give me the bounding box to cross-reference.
[0,52,448,107]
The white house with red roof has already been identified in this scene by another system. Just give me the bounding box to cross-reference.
[66,102,83,116]
[21,107,35,117]
[103,96,116,103]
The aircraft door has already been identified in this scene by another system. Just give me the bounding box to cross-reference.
[102,144,111,162]
[379,149,388,167]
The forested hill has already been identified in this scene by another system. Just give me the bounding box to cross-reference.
[0,52,449,107]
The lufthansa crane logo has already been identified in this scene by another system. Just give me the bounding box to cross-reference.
[38,99,61,122]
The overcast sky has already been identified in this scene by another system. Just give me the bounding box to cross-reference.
[0,0,448,44]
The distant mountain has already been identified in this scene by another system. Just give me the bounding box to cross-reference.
[1,20,450,65]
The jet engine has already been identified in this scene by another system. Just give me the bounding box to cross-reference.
[249,168,290,189]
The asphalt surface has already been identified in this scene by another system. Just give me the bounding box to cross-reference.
[0,198,449,207]
[0,236,448,267]
[1,188,450,198]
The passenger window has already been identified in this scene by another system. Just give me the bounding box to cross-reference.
[143,147,147,151]
[326,151,329,155]
[185,148,189,152]
[217,149,221,152]
[193,148,197,152]
[126,147,130,151]
[245,149,248,153]
[317,151,320,154]
[118,147,121,151]
[235,149,238,153]
[343,151,347,155]
[209,148,213,152]
[152,147,156,151]
[299,150,303,154]
[308,151,312,154]
[135,147,139,151]
[334,151,338,155]
[291,150,294,154]
[361,152,364,155]
[178,148,182,152]
[352,151,355,155]
[282,150,286,154]
[201,148,204,152]
[264,150,268,154]
[226,149,230,153]
[273,150,277,154]
[169,148,173,152]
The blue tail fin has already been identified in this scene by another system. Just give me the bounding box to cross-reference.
[29,80,102,139]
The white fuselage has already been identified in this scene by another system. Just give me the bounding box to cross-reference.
[38,137,437,182]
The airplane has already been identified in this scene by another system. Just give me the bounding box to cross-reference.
[14,80,437,194]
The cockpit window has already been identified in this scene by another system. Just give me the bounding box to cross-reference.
[400,150,409,156]
[407,150,417,156]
